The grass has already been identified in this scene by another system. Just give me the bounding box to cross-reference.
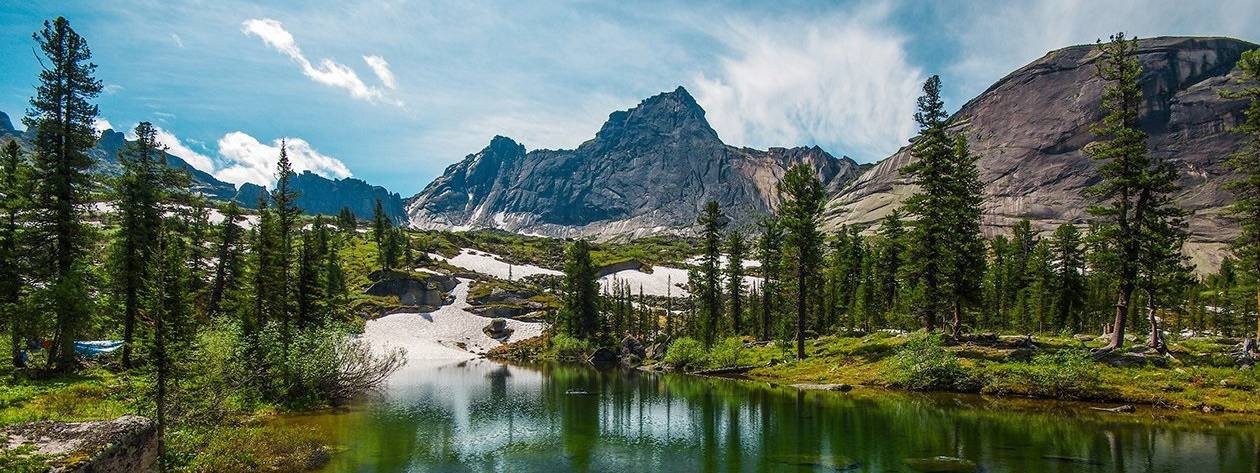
[0,367,134,426]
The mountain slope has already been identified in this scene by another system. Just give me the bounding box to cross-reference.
[234,172,408,223]
[823,36,1258,270]
[406,87,864,237]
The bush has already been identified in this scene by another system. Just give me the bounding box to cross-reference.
[707,337,745,368]
[187,424,329,473]
[285,327,407,407]
[984,350,1100,399]
[885,335,967,391]
[664,337,706,369]
[548,334,591,362]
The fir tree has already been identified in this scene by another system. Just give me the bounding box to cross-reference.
[1,139,30,367]
[875,211,905,323]
[756,217,783,341]
[113,122,165,368]
[560,239,599,340]
[1135,156,1191,352]
[25,17,103,369]
[696,200,726,346]
[1050,224,1086,332]
[146,224,193,471]
[778,164,825,360]
[271,142,300,350]
[901,75,952,332]
[944,134,987,338]
[337,206,357,233]
[726,229,747,335]
[1223,48,1260,339]
[207,201,245,317]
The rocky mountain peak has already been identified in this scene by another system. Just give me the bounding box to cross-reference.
[590,86,718,150]
[0,111,12,132]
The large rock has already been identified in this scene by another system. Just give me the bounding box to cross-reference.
[406,87,865,236]
[2,415,157,472]
[824,36,1257,272]
[363,271,456,306]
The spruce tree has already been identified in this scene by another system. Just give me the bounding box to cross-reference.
[726,229,746,335]
[25,17,102,369]
[756,217,783,341]
[337,206,357,232]
[1223,48,1260,340]
[1135,157,1191,352]
[560,239,599,340]
[901,75,952,332]
[1,140,30,367]
[696,200,726,346]
[1050,224,1086,332]
[207,201,245,317]
[372,198,388,249]
[778,164,825,360]
[944,134,987,338]
[1086,33,1155,353]
[875,210,905,322]
[270,142,300,350]
[146,224,193,471]
[113,122,165,368]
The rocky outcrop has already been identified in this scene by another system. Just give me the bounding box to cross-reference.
[235,172,407,223]
[363,271,457,307]
[406,87,864,237]
[824,36,1258,271]
[2,415,157,472]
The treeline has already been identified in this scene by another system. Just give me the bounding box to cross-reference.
[553,33,1260,359]
[0,17,403,470]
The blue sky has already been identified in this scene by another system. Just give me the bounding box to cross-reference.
[1,0,1256,195]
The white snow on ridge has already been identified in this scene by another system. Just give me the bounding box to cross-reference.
[598,265,762,298]
[428,248,562,280]
[361,279,543,360]
[685,254,761,269]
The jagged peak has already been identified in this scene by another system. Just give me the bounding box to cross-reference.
[593,86,717,145]
[0,111,12,132]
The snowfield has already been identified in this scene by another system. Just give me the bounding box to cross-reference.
[428,248,562,280]
[684,254,762,269]
[598,264,763,297]
[361,278,543,360]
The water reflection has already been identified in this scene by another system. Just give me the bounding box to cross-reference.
[292,359,1260,472]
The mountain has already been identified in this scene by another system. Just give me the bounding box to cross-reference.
[235,172,408,223]
[406,86,865,237]
[823,36,1258,271]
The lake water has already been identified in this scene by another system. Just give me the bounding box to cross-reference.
[291,359,1260,472]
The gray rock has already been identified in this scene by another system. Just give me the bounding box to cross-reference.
[588,347,619,366]
[3,415,158,472]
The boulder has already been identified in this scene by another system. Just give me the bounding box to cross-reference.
[3,415,158,472]
[587,347,619,366]
[364,272,456,306]
[621,335,646,360]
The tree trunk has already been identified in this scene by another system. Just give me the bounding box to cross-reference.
[122,287,137,369]
[951,301,962,339]
[1254,283,1259,340]
[1146,295,1166,354]
[761,281,771,341]
[796,255,806,360]
[1101,282,1133,353]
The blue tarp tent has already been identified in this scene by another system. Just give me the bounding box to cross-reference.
[74,340,124,357]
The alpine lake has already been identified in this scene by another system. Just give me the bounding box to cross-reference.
[281,358,1260,473]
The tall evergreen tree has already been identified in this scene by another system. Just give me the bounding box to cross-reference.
[1135,156,1191,352]
[559,239,599,340]
[726,229,747,335]
[1050,224,1086,332]
[113,122,165,368]
[1223,48,1260,340]
[944,134,987,338]
[1,140,30,367]
[25,17,103,369]
[901,75,952,332]
[337,206,357,233]
[207,201,245,317]
[875,210,905,322]
[372,198,388,248]
[756,217,783,341]
[778,164,825,360]
[270,142,300,350]
[696,200,726,346]
[146,224,193,471]
[1086,33,1156,353]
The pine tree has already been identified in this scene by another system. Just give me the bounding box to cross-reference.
[875,211,905,323]
[1,139,30,367]
[778,164,825,360]
[1135,156,1191,352]
[696,200,726,346]
[560,239,599,340]
[271,142,300,351]
[1086,33,1156,353]
[943,135,987,338]
[901,75,952,332]
[321,220,347,319]
[1050,224,1086,332]
[25,17,103,370]
[207,201,245,317]
[726,229,747,335]
[1223,48,1260,340]
[296,222,326,329]
[756,217,783,341]
[146,224,193,471]
[337,206,357,233]
[113,122,165,368]
[1025,241,1054,333]
[372,198,388,249]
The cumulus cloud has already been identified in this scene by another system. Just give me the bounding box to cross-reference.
[362,55,397,89]
[692,9,923,162]
[92,118,114,134]
[242,18,397,104]
[152,126,216,174]
[213,132,352,187]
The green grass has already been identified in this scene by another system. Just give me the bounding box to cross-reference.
[0,367,135,426]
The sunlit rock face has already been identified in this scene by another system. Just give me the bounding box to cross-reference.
[405,86,864,238]
[824,36,1258,272]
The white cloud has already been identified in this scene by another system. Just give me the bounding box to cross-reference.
[363,55,397,89]
[152,126,216,174]
[170,33,184,49]
[691,8,923,162]
[213,131,352,187]
[92,118,114,134]
[242,18,395,104]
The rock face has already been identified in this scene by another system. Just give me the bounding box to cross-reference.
[363,271,457,307]
[236,171,408,223]
[3,415,158,472]
[406,87,864,237]
[824,36,1258,271]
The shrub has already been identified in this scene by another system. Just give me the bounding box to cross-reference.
[285,327,407,407]
[984,350,1100,399]
[707,337,745,368]
[885,335,967,391]
[187,424,329,473]
[664,337,706,369]
[548,334,591,362]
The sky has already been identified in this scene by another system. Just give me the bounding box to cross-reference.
[1,0,1256,195]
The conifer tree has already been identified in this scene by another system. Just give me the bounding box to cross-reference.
[696,200,726,346]
[372,198,388,248]
[1223,48,1260,340]
[1135,156,1191,351]
[1,140,30,367]
[875,211,905,321]
[1050,224,1086,332]
[337,206,357,232]
[756,217,783,341]
[25,17,103,369]
[560,239,599,340]
[113,122,165,368]
[296,222,326,329]
[1086,33,1157,353]
[778,164,825,359]
[207,201,245,317]
[726,229,747,335]
[271,142,300,349]
[901,75,952,332]
[146,224,193,471]
[944,134,987,338]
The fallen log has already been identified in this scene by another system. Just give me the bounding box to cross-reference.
[691,365,757,376]
[1088,405,1136,413]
